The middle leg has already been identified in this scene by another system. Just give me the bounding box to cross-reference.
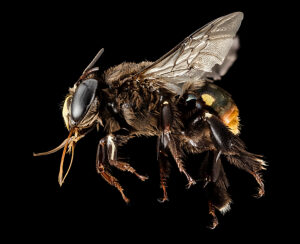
[159,100,196,188]
[157,140,171,203]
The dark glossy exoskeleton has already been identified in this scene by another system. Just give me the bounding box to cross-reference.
[34,12,266,229]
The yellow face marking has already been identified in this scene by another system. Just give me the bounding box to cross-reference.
[62,95,72,131]
[201,94,215,106]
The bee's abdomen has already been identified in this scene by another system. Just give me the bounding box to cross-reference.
[197,83,240,135]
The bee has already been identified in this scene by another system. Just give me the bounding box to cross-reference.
[34,12,266,229]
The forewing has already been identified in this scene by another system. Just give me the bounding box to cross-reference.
[204,37,240,80]
[138,12,243,85]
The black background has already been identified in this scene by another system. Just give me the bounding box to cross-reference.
[11,1,293,241]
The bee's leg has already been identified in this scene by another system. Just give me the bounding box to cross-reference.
[157,139,171,203]
[249,170,265,198]
[208,164,232,229]
[208,201,218,229]
[165,133,196,188]
[200,150,223,187]
[200,151,222,187]
[160,100,196,188]
[203,112,266,197]
[96,137,130,203]
[105,135,148,181]
[199,151,231,229]
[109,160,149,181]
[226,154,265,198]
[200,151,211,188]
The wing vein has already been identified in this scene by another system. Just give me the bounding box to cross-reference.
[136,12,243,94]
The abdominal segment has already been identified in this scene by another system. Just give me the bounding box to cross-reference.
[198,83,240,135]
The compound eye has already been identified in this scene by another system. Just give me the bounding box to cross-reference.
[71,79,98,123]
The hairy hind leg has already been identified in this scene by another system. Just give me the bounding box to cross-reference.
[206,182,232,229]
[200,151,232,229]
[204,112,266,198]
[226,154,266,198]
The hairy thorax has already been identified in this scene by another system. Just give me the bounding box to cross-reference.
[102,62,162,136]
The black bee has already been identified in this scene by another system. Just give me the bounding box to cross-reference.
[34,12,266,229]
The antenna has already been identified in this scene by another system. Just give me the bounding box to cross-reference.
[82,48,104,74]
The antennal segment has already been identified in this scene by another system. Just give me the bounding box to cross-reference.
[83,48,104,74]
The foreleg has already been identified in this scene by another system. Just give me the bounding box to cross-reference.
[96,137,129,203]
[105,135,148,181]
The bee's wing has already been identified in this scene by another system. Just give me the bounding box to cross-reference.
[137,12,243,92]
[204,37,240,80]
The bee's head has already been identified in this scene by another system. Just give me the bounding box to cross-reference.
[63,77,100,132]
[33,48,104,186]
[62,48,105,132]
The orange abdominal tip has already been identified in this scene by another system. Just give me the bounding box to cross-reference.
[221,105,240,135]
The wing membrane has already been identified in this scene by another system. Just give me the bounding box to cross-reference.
[205,37,240,80]
[138,12,243,84]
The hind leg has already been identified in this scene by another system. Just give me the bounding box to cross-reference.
[200,151,231,229]
[206,183,232,229]
[182,98,265,227]
[226,154,266,198]
[203,112,266,197]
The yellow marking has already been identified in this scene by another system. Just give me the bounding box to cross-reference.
[201,94,215,106]
[163,101,169,104]
[62,95,72,131]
